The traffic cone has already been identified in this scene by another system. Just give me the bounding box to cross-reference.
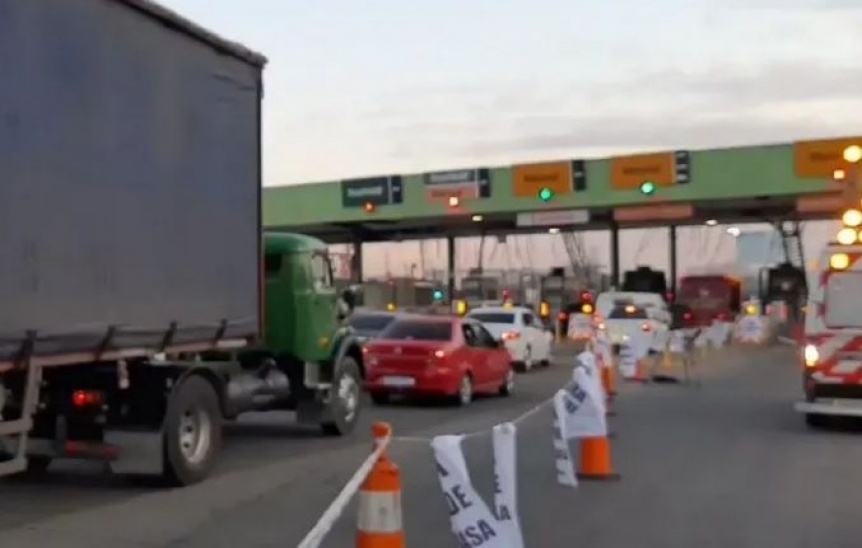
[601,364,617,398]
[576,435,620,481]
[357,423,405,548]
[625,357,649,383]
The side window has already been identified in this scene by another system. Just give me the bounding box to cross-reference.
[264,254,283,279]
[523,313,535,327]
[462,324,480,347]
[310,252,333,291]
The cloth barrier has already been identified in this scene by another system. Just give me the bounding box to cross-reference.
[735,315,770,344]
[566,313,594,340]
[296,344,635,547]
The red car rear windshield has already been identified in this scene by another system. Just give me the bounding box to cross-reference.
[380,320,453,341]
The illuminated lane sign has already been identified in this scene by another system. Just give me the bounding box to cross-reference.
[794,137,862,179]
[423,169,490,201]
[610,151,690,190]
[512,160,587,198]
[341,176,403,208]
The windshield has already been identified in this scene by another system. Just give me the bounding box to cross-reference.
[349,314,396,331]
[608,305,648,319]
[825,272,862,328]
[379,320,453,341]
[467,312,515,324]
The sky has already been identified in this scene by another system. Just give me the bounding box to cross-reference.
[165,0,862,279]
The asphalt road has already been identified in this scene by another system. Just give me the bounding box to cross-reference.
[3,343,862,547]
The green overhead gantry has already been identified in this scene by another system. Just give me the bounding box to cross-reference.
[264,136,862,296]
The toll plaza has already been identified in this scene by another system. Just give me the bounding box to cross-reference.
[264,136,862,318]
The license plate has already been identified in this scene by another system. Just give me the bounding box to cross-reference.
[381,376,415,387]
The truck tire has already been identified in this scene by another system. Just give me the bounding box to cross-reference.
[321,357,362,436]
[163,376,222,486]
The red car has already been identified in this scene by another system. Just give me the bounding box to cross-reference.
[364,315,514,406]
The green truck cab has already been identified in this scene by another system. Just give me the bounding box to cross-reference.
[260,233,364,435]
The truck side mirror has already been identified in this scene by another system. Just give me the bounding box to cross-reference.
[341,287,356,310]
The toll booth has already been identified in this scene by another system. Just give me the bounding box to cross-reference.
[622,266,669,298]
[538,268,581,329]
[758,262,807,323]
[458,269,501,309]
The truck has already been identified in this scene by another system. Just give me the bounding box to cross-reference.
[677,275,742,327]
[622,266,669,298]
[0,0,364,486]
[795,240,862,427]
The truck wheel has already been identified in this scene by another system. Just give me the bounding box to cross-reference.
[321,357,362,436]
[163,376,222,486]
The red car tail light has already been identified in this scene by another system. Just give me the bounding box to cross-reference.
[502,331,521,341]
[641,323,652,332]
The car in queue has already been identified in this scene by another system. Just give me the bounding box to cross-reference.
[363,315,515,406]
[598,300,669,351]
[465,306,553,372]
[348,309,399,344]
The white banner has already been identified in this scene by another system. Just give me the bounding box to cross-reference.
[710,322,730,347]
[567,313,594,339]
[736,316,765,343]
[577,350,600,378]
[618,341,637,378]
[432,435,509,547]
[561,368,607,439]
[552,391,578,488]
[668,329,686,353]
[492,423,524,548]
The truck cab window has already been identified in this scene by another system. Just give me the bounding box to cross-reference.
[264,254,283,278]
[311,252,333,291]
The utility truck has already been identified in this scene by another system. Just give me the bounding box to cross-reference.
[0,0,364,486]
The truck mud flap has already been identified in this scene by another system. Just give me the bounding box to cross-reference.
[794,399,862,417]
[105,429,163,475]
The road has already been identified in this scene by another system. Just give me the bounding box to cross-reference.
[3,343,862,547]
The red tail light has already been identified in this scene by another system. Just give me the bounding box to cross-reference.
[557,312,567,321]
[716,312,728,321]
[72,390,103,408]
[502,331,521,341]
[683,312,693,321]
[641,323,652,332]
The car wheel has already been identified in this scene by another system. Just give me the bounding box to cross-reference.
[370,392,389,405]
[499,367,515,396]
[455,374,473,406]
[805,413,828,429]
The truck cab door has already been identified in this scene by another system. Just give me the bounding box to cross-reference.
[308,251,338,359]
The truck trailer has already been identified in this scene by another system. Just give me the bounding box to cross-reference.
[0,0,364,486]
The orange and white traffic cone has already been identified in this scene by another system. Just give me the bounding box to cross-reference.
[576,435,620,481]
[357,423,405,548]
[624,357,649,383]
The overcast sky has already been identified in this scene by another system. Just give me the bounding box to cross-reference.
[166,0,860,279]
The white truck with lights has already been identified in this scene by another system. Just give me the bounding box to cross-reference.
[795,243,862,426]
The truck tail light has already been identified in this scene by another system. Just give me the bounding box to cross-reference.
[716,312,728,322]
[72,390,103,408]
[803,344,819,367]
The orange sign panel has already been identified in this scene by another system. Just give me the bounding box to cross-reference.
[512,162,572,198]
[794,137,862,179]
[613,203,693,223]
[610,152,675,190]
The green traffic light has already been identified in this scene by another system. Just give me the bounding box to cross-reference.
[538,187,553,201]
[639,181,656,195]
[432,290,443,301]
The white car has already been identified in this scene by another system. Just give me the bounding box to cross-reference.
[599,301,670,351]
[466,306,553,371]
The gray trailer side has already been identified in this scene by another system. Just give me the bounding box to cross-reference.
[0,0,266,369]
